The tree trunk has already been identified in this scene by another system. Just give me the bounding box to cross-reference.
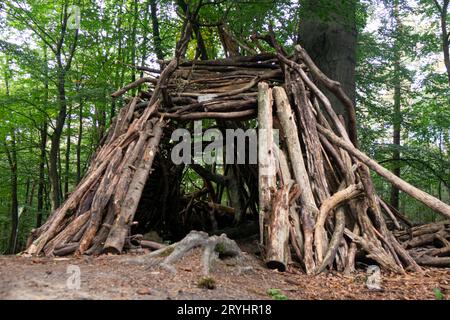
[64,105,72,199]
[298,0,357,127]
[257,82,276,245]
[390,0,402,211]
[5,131,19,254]
[434,0,450,85]
[37,122,48,228]
[76,97,83,184]
[150,0,164,60]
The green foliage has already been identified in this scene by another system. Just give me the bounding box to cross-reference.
[434,288,445,300]
[267,288,288,300]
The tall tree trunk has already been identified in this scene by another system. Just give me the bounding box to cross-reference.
[37,122,47,228]
[390,0,402,211]
[130,0,138,85]
[150,0,164,60]
[140,2,151,79]
[50,77,65,212]
[76,97,83,184]
[37,46,49,227]
[64,105,72,198]
[110,0,125,121]
[3,65,19,254]
[298,0,357,127]
[5,130,19,254]
[434,0,450,85]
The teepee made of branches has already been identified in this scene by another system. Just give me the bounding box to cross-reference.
[25,20,450,275]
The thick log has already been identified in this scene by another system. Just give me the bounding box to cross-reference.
[265,184,291,272]
[403,230,448,248]
[77,148,124,254]
[273,86,318,274]
[43,211,91,256]
[257,82,276,245]
[103,119,165,254]
[274,144,304,261]
[54,243,79,256]
[317,125,450,219]
[291,80,331,203]
[414,255,450,267]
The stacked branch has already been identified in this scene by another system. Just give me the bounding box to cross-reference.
[24,25,450,275]
[394,220,450,267]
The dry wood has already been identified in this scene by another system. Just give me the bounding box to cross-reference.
[265,184,291,271]
[257,82,276,245]
[103,119,165,254]
[317,125,450,219]
[273,86,318,274]
[111,77,157,98]
[315,183,362,264]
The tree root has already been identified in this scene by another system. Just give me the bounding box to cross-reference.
[143,231,244,275]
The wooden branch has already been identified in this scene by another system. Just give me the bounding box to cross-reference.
[111,77,157,98]
[317,125,450,219]
[158,109,256,121]
[344,229,404,273]
[315,183,362,264]
[295,44,358,145]
[316,207,346,274]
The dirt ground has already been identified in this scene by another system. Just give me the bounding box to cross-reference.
[1,243,449,300]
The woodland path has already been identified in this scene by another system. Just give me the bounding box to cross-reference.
[0,242,448,300]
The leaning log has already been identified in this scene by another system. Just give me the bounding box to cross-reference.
[317,125,450,219]
[103,119,165,254]
[257,82,276,245]
[273,86,318,274]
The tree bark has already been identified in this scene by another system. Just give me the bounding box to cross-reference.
[390,0,402,211]
[150,0,164,60]
[5,131,19,254]
[273,86,318,274]
[103,119,165,254]
[298,0,357,128]
[257,82,276,245]
[265,184,291,272]
[64,105,72,199]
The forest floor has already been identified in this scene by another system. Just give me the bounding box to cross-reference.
[0,241,449,300]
